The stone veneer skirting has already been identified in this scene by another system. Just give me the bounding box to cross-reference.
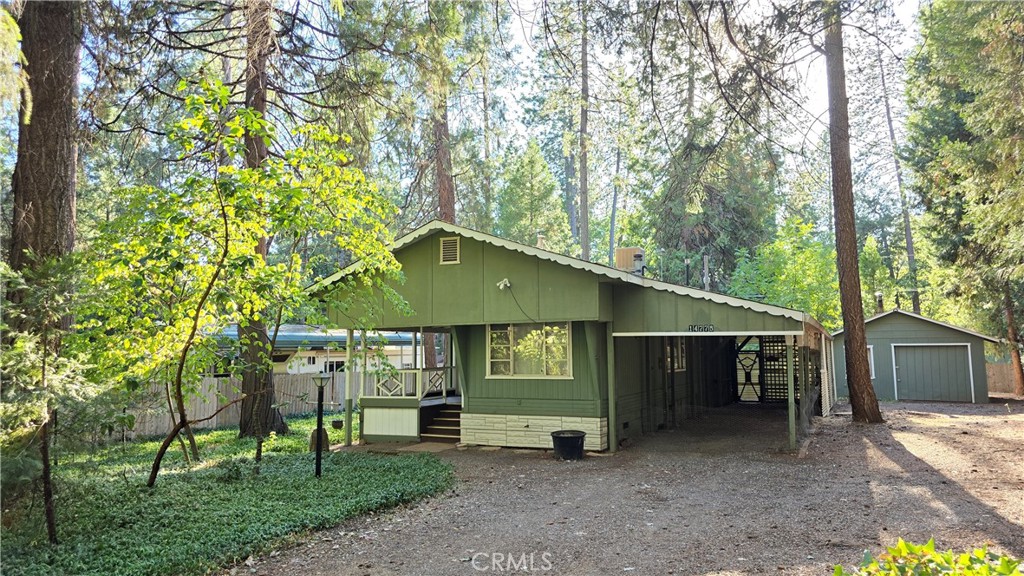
[461,413,608,451]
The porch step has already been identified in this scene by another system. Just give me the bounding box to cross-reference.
[421,404,461,443]
[420,432,460,443]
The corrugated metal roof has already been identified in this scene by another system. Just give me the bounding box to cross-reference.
[314,220,816,324]
[219,324,415,349]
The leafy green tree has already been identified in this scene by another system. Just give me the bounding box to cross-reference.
[494,141,572,253]
[84,81,399,486]
[859,236,898,317]
[903,0,1024,395]
[729,218,841,331]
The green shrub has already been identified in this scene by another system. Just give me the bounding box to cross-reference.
[835,539,1022,575]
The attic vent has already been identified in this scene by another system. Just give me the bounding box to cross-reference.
[439,236,461,264]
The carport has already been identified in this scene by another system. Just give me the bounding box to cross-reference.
[607,282,834,451]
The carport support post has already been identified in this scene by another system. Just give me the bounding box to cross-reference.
[607,323,617,453]
[345,329,353,447]
[787,335,797,451]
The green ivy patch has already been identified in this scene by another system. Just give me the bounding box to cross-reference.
[3,418,451,576]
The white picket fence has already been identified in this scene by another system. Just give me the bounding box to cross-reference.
[131,373,350,437]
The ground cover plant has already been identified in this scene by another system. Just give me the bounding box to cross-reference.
[2,414,453,576]
[835,539,1022,576]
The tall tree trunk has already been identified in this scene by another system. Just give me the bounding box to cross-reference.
[479,11,494,234]
[482,60,493,233]
[8,0,83,546]
[434,102,456,224]
[239,0,288,437]
[1005,286,1024,397]
[608,145,621,266]
[578,0,590,261]
[9,2,80,278]
[564,152,578,240]
[876,34,919,314]
[824,2,883,423]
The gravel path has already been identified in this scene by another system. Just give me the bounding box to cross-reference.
[231,400,1024,576]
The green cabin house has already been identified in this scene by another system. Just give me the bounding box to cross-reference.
[316,221,834,451]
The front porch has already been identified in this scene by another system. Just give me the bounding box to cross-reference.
[356,345,463,444]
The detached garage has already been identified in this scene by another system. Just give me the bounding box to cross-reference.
[833,310,997,403]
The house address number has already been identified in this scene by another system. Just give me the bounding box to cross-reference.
[688,324,715,332]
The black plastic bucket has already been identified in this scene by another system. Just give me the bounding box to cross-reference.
[551,430,586,460]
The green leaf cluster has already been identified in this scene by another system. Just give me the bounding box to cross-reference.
[835,539,1021,576]
[80,79,400,393]
[729,217,841,329]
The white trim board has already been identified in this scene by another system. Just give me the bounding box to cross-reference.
[867,344,876,379]
[613,330,803,337]
[890,342,975,403]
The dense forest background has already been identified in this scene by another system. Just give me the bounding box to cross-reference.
[3,0,1017,333]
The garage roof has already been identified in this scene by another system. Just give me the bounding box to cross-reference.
[831,309,999,343]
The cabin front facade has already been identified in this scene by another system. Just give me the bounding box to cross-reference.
[320,221,833,451]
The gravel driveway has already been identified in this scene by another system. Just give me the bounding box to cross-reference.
[234,399,1024,576]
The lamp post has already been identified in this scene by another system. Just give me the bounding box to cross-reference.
[312,372,331,478]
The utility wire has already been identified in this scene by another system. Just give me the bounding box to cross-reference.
[507,285,539,323]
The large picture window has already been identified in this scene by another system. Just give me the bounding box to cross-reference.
[487,322,571,378]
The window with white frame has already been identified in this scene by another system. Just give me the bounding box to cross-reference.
[487,322,571,377]
[866,345,876,379]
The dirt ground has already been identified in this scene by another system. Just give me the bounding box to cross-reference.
[231,399,1024,576]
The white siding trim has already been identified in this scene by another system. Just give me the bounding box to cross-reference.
[613,330,803,337]
[891,343,974,403]
[867,345,876,379]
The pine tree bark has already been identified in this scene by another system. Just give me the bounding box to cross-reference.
[824,1,883,423]
[434,103,456,224]
[578,0,590,261]
[239,0,287,437]
[564,152,578,240]
[1005,286,1024,397]
[9,2,80,278]
[481,58,493,233]
[8,0,83,545]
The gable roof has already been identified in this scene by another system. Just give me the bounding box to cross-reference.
[314,220,822,328]
[831,309,999,343]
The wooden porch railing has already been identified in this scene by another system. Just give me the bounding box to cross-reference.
[366,367,457,401]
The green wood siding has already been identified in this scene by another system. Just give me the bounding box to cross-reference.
[339,232,604,329]
[614,337,644,442]
[833,312,988,403]
[611,285,801,334]
[460,322,604,417]
[895,346,972,402]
